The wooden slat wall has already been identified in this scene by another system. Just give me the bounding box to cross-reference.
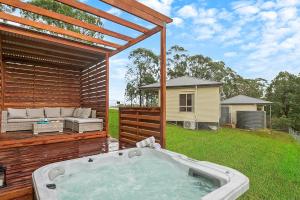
[0,137,108,200]
[119,107,162,148]
[80,60,107,129]
[4,61,81,108]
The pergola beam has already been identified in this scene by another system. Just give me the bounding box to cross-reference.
[55,0,149,33]
[0,12,121,49]
[110,26,162,57]
[119,0,173,23]
[0,0,133,42]
[100,0,170,27]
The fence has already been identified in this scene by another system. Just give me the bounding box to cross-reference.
[289,127,300,143]
[119,107,162,149]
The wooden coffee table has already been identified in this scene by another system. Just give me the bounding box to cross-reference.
[33,121,63,135]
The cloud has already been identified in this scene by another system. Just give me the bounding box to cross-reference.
[278,7,297,22]
[260,11,277,21]
[172,17,183,27]
[107,8,122,16]
[177,5,198,18]
[138,0,174,16]
[224,52,237,58]
[173,0,300,79]
[110,58,128,79]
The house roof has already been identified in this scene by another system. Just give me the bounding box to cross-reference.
[221,95,272,105]
[141,76,222,89]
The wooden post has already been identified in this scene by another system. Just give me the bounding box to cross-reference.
[0,35,3,111]
[105,53,110,136]
[160,24,166,148]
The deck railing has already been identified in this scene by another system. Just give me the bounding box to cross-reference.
[119,107,162,149]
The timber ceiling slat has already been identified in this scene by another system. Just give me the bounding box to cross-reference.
[2,45,91,65]
[3,53,85,69]
[0,23,110,54]
[0,0,133,42]
[5,60,82,73]
[55,0,149,33]
[0,12,121,49]
[2,41,97,63]
[2,36,102,61]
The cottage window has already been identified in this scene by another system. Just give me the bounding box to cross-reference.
[179,94,194,112]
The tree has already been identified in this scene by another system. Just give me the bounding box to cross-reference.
[0,5,15,13]
[266,71,298,117]
[125,83,137,106]
[232,77,267,98]
[125,48,159,106]
[286,74,300,130]
[20,0,102,39]
[187,54,266,98]
[167,45,189,78]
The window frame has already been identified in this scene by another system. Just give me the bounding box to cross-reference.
[179,93,194,112]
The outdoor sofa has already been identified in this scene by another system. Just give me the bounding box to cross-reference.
[1,107,103,134]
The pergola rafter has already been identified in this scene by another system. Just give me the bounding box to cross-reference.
[0,0,172,57]
[0,0,133,42]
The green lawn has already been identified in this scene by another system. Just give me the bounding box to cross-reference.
[109,109,300,200]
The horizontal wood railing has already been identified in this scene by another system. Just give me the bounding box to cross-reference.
[119,107,163,149]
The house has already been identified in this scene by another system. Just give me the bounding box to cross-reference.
[142,76,222,129]
[221,95,272,129]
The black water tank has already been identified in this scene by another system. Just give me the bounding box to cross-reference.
[237,111,266,129]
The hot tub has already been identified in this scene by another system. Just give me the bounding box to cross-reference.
[33,148,249,200]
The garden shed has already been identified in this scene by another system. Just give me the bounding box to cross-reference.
[221,95,272,129]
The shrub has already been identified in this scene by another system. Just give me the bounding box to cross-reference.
[272,116,293,131]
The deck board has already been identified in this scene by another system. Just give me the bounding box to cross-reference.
[0,129,106,149]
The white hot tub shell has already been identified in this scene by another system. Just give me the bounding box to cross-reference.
[33,148,249,200]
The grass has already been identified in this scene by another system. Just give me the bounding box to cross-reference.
[109,109,119,138]
[109,109,300,200]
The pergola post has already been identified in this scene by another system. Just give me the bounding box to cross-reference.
[160,24,167,148]
[105,53,110,136]
[0,35,3,112]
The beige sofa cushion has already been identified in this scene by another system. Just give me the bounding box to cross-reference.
[73,118,103,124]
[8,118,41,123]
[79,108,91,119]
[27,108,44,119]
[64,117,77,122]
[61,108,75,117]
[7,108,27,119]
[73,108,82,118]
[45,108,61,118]
[48,118,64,121]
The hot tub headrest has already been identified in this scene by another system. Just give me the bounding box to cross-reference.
[48,167,65,181]
[128,149,142,158]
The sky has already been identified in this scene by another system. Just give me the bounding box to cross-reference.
[82,0,300,105]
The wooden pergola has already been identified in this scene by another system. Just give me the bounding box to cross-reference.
[0,0,172,137]
[0,0,172,199]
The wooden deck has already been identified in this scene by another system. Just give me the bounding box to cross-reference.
[0,129,107,149]
[0,130,108,200]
